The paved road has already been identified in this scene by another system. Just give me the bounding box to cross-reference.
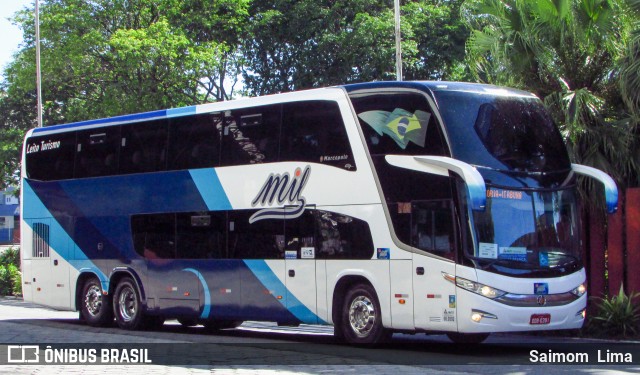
[0,297,638,374]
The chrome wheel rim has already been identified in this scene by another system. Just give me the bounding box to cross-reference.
[84,285,102,317]
[118,286,137,322]
[348,295,376,337]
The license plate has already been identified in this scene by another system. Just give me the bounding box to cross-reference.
[530,313,551,325]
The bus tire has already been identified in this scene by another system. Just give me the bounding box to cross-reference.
[80,277,113,327]
[446,332,490,344]
[339,283,391,345]
[113,277,144,330]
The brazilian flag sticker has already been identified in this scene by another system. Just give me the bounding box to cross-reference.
[359,108,431,149]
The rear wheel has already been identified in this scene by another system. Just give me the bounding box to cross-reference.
[113,277,144,330]
[80,277,113,327]
[446,332,490,344]
[339,283,391,344]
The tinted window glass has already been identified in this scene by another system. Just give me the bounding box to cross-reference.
[176,212,226,259]
[168,113,221,170]
[411,200,455,260]
[25,132,76,181]
[314,210,374,259]
[132,214,176,259]
[284,210,316,259]
[221,105,281,166]
[281,101,356,171]
[349,91,448,156]
[227,210,284,259]
[120,120,168,174]
[75,127,120,178]
[473,99,568,172]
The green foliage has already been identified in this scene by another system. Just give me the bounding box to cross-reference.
[588,286,640,337]
[592,288,640,337]
[462,0,640,191]
[0,248,21,296]
[242,0,470,95]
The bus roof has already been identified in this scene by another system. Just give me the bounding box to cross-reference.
[29,81,536,136]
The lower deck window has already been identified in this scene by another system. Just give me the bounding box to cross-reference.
[131,209,374,260]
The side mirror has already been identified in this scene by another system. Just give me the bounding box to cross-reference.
[385,155,486,211]
[572,164,618,213]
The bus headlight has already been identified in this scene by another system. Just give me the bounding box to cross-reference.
[570,283,587,297]
[455,277,507,299]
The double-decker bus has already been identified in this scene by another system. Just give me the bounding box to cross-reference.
[20,81,617,344]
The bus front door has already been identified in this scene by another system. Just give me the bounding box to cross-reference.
[411,201,458,331]
[284,210,320,324]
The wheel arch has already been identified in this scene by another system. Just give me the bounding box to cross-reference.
[331,274,375,327]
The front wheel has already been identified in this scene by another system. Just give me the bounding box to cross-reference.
[338,283,391,344]
[80,277,113,327]
[113,277,144,330]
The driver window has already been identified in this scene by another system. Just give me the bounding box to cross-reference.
[411,200,456,260]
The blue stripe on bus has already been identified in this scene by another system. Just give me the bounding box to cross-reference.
[189,169,233,211]
[243,259,325,324]
[32,110,169,133]
[183,268,212,319]
[22,181,109,284]
[167,106,197,118]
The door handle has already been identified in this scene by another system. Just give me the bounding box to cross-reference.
[288,269,295,277]
[416,267,424,275]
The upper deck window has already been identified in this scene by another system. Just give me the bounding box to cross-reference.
[435,91,570,172]
[25,132,76,181]
[349,91,448,157]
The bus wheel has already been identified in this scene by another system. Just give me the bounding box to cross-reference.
[113,277,144,330]
[80,277,113,327]
[446,332,490,344]
[340,283,391,344]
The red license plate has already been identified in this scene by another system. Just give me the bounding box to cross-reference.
[530,313,551,325]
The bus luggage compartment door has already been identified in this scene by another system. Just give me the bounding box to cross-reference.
[25,218,72,309]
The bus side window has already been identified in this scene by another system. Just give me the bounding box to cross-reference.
[25,132,76,181]
[120,119,168,174]
[168,114,221,170]
[280,101,356,171]
[175,212,226,259]
[131,214,176,260]
[227,210,284,259]
[314,211,374,259]
[221,105,281,166]
[411,200,455,260]
[75,127,121,178]
[284,210,316,259]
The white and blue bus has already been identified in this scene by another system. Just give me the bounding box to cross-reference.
[21,81,618,344]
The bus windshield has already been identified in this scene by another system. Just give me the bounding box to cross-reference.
[470,187,581,277]
[434,91,570,172]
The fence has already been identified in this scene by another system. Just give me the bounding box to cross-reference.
[584,188,640,302]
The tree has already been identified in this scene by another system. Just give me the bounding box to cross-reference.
[463,0,639,188]
[0,0,249,187]
[242,0,470,95]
